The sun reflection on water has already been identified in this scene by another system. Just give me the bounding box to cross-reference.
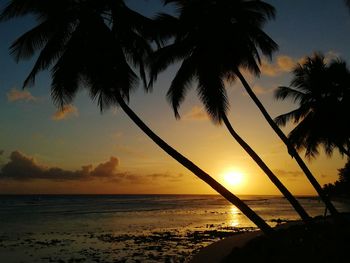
[229,206,240,227]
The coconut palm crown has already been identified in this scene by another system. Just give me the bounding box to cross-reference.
[149,0,278,122]
[1,0,275,234]
[148,0,315,223]
[0,0,155,109]
[275,53,350,158]
[149,0,339,216]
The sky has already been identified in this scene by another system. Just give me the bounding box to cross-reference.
[0,0,350,195]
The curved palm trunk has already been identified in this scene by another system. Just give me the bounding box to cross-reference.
[222,115,311,223]
[235,70,338,216]
[116,95,273,235]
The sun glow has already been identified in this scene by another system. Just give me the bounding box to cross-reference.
[222,169,244,187]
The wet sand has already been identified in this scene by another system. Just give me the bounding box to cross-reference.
[0,225,256,263]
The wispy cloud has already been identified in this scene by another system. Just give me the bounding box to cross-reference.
[252,84,275,95]
[183,106,209,121]
[274,169,303,178]
[146,173,183,181]
[261,55,296,77]
[261,51,342,77]
[7,88,36,102]
[52,105,79,121]
[324,50,341,63]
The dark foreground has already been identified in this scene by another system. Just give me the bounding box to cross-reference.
[223,215,350,263]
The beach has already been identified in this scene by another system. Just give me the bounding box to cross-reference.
[0,195,349,262]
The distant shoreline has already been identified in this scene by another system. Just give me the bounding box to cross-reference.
[0,193,318,197]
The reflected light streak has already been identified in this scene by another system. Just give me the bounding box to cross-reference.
[229,206,240,227]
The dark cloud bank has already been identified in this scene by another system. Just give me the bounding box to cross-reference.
[0,151,182,183]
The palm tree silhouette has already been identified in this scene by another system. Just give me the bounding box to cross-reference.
[150,0,337,216]
[0,0,273,234]
[346,0,350,10]
[149,0,311,222]
[275,53,350,159]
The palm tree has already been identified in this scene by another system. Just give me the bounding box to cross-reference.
[150,0,338,216]
[1,0,273,234]
[149,0,311,223]
[345,0,350,10]
[275,53,350,159]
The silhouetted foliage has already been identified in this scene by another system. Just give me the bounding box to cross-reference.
[149,0,277,123]
[346,0,350,10]
[0,0,156,109]
[324,159,350,198]
[1,0,273,233]
[339,159,350,183]
[148,0,313,222]
[275,53,350,159]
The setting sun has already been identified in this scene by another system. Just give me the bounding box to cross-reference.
[222,170,245,187]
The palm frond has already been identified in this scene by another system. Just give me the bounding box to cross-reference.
[166,56,197,118]
[23,23,72,88]
[197,69,229,123]
[250,28,278,60]
[244,0,276,21]
[148,41,191,89]
[9,20,51,62]
[274,86,306,103]
[274,105,310,127]
[0,0,42,21]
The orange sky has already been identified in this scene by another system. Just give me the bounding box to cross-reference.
[0,0,349,195]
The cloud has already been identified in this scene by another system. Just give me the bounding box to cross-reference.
[0,151,123,181]
[7,88,36,102]
[183,106,209,121]
[252,84,275,95]
[52,105,79,121]
[274,169,303,178]
[90,157,119,178]
[0,151,181,183]
[261,51,342,77]
[261,55,296,77]
[276,56,295,72]
[324,50,341,63]
[146,173,183,182]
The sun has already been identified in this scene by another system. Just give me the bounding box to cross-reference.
[222,170,244,187]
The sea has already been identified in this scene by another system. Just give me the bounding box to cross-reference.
[0,195,349,263]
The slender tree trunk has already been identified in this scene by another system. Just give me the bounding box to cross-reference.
[235,70,339,216]
[116,95,274,235]
[222,115,311,223]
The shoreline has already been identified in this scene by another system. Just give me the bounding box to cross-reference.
[0,226,256,263]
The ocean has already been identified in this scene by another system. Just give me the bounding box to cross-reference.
[0,195,349,262]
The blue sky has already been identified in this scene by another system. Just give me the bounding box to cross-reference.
[0,0,350,194]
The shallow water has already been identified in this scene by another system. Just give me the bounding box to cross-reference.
[0,195,349,262]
